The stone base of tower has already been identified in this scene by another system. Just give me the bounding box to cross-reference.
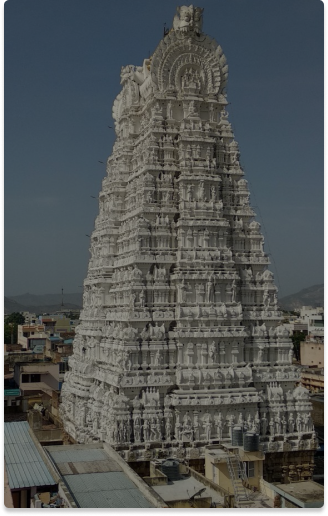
[263,450,315,484]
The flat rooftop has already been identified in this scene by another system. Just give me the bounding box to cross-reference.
[152,475,224,505]
[46,444,156,509]
[273,480,324,506]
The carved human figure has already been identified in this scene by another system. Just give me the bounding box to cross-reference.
[206,276,215,303]
[257,347,264,363]
[165,417,172,441]
[261,413,268,435]
[167,101,173,119]
[263,288,270,307]
[143,418,151,442]
[231,280,236,303]
[281,414,287,434]
[275,413,281,434]
[203,412,212,441]
[288,413,295,433]
[198,181,205,201]
[296,413,302,433]
[129,293,136,310]
[210,185,216,202]
[154,349,162,366]
[186,184,193,201]
[216,414,223,440]
[288,348,294,363]
[208,341,216,363]
[303,413,311,432]
[269,418,275,436]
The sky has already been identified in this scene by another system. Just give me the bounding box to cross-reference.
[4,0,323,298]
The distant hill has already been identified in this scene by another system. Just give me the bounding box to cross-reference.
[4,292,83,315]
[278,284,324,311]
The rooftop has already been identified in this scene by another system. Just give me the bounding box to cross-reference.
[152,475,224,505]
[273,480,324,508]
[46,444,156,509]
[4,421,57,490]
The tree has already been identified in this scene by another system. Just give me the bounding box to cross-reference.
[4,312,25,344]
[291,331,306,361]
[5,312,25,325]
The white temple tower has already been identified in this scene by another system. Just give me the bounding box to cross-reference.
[60,5,317,480]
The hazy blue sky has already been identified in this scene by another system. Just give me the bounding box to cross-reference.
[5,0,323,297]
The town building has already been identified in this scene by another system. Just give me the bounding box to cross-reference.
[291,305,324,337]
[300,336,324,369]
[60,4,318,483]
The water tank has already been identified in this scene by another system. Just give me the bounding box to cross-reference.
[243,432,260,452]
[231,426,244,446]
[161,459,180,481]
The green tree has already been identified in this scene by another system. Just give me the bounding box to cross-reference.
[5,312,25,325]
[291,331,306,361]
[4,322,18,344]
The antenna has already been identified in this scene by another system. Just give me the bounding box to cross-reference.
[61,288,64,308]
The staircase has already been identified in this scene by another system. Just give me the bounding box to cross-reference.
[226,452,251,507]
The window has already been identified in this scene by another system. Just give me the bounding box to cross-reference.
[244,461,255,478]
[59,362,68,374]
[30,374,41,382]
[22,374,30,383]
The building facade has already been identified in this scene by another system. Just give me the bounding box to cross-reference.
[60,6,317,475]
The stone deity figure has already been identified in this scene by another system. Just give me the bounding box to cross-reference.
[261,414,268,435]
[139,289,145,307]
[167,101,173,119]
[186,184,193,201]
[263,288,270,307]
[303,413,311,432]
[216,414,223,440]
[281,414,287,434]
[188,100,197,115]
[296,413,303,433]
[269,418,275,436]
[129,293,136,310]
[154,349,162,366]
[208,342,216,363]
[288,348,294,363]
[165,417,172,441]
[143,419,151,442]
[198,181,205,201]
[231,280,236,303]
[134,417,141,442]
[210,185,216,202]
[288,413,295,433]
[275,413,281,434]
[203,412,212,441]
[206,276,215,303]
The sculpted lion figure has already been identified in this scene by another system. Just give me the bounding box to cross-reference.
[173,5,204,33]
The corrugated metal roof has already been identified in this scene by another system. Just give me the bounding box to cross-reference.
[4,422,56,489]
[63,472,154,508]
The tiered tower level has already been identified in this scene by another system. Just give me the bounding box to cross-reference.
[61,6,317,467]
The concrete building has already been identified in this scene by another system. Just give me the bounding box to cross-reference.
[300,368,324,394]
[300,335,324,368]
[17,324,47,350]
[14,361,59,397]
[299,306,324,336]
[60,4,317,482]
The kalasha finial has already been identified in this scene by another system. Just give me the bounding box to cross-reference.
[172,5,204,34]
